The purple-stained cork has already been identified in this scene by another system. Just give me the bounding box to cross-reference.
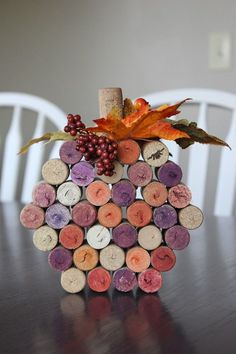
[59,141,82,165]
[72,200,97,227]
[32,182,56,208]
[127,161,153,187]
[157,161,182,187]
[48,246,72,271]
[113,267,138,292]
[71,161,95,186]
[112,222,138,248]
[165,225,190,250]
[111,180,136,207]
[45,203,71,229]
[153,204,177,229]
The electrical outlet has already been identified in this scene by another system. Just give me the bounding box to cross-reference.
[208,32,231,70]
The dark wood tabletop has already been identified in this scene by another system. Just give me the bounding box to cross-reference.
[0,202,236,354]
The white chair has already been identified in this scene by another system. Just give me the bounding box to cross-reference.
[142,89,236,216]
[0,92,66,203]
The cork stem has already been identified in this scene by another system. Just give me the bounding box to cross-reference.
[99,88,123,118]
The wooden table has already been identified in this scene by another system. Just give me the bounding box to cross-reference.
[0,202,235,354]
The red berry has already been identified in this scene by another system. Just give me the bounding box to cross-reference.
[74,114,81,122]
[112,142,118,149]
[113,150,118,156]
[92,137,98,145]
[101,152,108,159]
[64,125,71,132]
[104,170,110,176]
[70,129,77,136]
[100,143,107,150]
[96,149,102,156]
[88,147,95,153]
[96,161,104,168]
[103,158,110,165]
[109,153,114,160]
[97,169,104,176]
[79,147,86,153]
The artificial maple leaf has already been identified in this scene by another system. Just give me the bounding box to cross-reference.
[130,120,190,140]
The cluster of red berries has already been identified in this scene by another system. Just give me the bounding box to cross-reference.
[64,114,85,136]
[64,114,118,176]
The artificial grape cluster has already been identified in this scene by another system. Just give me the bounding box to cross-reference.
[64,114,118,176]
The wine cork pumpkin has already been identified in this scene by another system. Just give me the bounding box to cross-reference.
[20,87,205,294]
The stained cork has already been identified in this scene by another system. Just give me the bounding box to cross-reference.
[33,225,58,251]
[61,267,86,293]
[97,202,122,228]
[42,159,69,185]
[138,268,163,293]
[168,184,192,209]
[73,244,99,271]
[142,141,169,167]
[87,267,112,292]
[126,246,151,273]
[117,139,141,165]
[20,204,45,229]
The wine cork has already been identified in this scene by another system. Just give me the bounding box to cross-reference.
[168,184,192,209]
[33,225,58,251]
[138,225,162,250]
[165,225,190,250]
[150,246,176,271]
[61,267,86,293]
[57,181,82,206]
[117,139,140,165]
[138,268,163,293]
[126,246,151,273]
[142,141,169,167]
[142,181,168,207]
[127,200,152,227]
[113,267,137,292]
[99,160,124,184]
[111,180,136,207]
[59,224,84,249]
[87,267,112,292]
[97,202,122,227]
[99,88,123,118]
[32,182,56,208]
[157,161,182,187]
[48,246,72,271]
[59,140,82,165]
[20,204,44,229]
[86,224,111,249]
[100,244,125,271]
[127,161,152,187]
[178,205,204,230]
[85,180,111,206]
[153,204,177,229]
[42,159,69,185]
[73,244,99,271]
[112,222,137,248]
[71,161,95,186]
[72,201,97,227]
[45,203,71,229]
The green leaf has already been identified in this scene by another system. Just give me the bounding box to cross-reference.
[18,131,74,154]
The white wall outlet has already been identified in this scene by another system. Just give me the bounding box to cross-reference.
[208,32,231,70]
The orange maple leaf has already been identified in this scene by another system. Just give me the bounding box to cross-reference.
[87,98,190,141]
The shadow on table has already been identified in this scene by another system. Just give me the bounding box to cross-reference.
[57,290,195,354]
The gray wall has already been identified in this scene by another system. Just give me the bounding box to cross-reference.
[0,0,235,212]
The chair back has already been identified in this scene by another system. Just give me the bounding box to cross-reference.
[0,92,66,202]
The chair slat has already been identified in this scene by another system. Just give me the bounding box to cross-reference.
[21,113,45,203]
[187,103,209,209]
[214,110,236,216]
[0,107,22,201]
